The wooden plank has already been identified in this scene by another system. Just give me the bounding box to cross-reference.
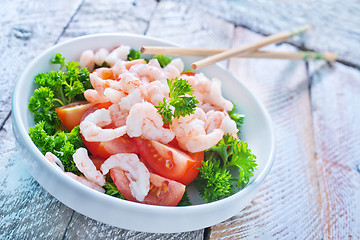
[146,0,234,68]
[308,62,360,239]
[0,117,74,239]
[0,0,82,126]
[0,0,82,238]
[194,0,360,66]
[59,0,157,42]
[209,27,323,239]
[63,212,203,240]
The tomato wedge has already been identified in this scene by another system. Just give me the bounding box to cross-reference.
[134,137,203,185]
[83,134,138,159]
[181,71,196,76]
[55,101,93,130]
[110,169,185,206]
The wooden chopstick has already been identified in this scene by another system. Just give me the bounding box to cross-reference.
[141,46,337,61]
[191,24,311,69]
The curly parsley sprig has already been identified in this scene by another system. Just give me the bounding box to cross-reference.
[196,134,257,202]
[28,53,91,134]
[155,78,199,124]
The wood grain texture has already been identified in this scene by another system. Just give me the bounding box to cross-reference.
[146,0,234,68]
[309,62,360,239]
[59,0,157,42]
[209,27,323,239]
[194,0,360,67]
[0,117,74,239]
[0,0,82,126]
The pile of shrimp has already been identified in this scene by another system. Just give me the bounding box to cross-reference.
[45,45,239,202]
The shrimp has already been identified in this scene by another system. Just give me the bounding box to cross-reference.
[206,78,233,111]
[100,153,150,201]
[108,103,128,127]
[94,48,109,66]
[140,80,169,105]
[112,61,126,77]
[124,59,147,70]
[80,108,126,142]
[205,110,238,135]
[118,72,142,93]
[105,45,130,67]
[164,62,181,79]
[72,148,105,186]
[126,102,175,144]
[171,108,224,152]
[44,152,64,171]
[184,73,232,112]
[65,172,105,193]
[168,58,184,73]
[90,70,122,92]
[84,89,109,104]
[119,88,144,111]
[129,63,167,82]
[103,88,126,104]
[79,50,95,72]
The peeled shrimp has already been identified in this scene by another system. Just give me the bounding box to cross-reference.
[171,108,224,152]
[103,88,126,104]
[80,108,126,142]
[65,172,105,193]
[141,80,170,105]
[129,63,167,82]
[73,148,105,186]
[119,88,144,111]
[94,48,110,66]
[84,89,109,104]
[45,152,64,171]
[105,45,130,67]
[126,102,175,144]
[118,72,142,93]
[79,50,95,72]
[100,153,150,201]
[184,73,232,112]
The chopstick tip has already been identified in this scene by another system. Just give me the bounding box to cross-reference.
[191,63,198,70]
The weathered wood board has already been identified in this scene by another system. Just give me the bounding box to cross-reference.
[309,62,360,239]
[209,27,323,239]
[195,0,360,67]
[0,0,82,126]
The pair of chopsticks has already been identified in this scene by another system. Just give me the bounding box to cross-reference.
[141,24,337,70]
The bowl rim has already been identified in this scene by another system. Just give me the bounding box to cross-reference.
[12,32,275,224]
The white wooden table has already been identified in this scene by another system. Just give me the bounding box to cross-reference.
[1,1,360,239]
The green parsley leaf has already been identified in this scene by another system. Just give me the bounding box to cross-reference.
[104,176,126,200]
[128,48,141,61]
[155,78,199,124]
[177,190,192,206]
[152,54,172,68]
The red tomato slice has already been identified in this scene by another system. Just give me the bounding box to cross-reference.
[80,102,138,158]
[110,169,185,206]
[83,135,138,159]
[133,137,203,185]
[55,101,93,130]
[89,156,106,171]
[181,71,196,76]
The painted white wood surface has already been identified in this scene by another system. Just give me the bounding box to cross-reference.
[1,0,360,239]
[309,62,360,239]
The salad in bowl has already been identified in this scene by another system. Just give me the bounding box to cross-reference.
[12,34,275,233]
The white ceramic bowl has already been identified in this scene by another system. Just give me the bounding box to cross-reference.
[12,33,275,233]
